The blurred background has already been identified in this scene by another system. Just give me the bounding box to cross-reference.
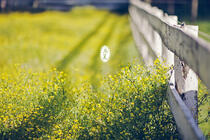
[1,0,210,21]
[0,0,209,138]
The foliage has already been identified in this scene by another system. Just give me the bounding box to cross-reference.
[0,60,179,139]
[196,20,210,42]
[198,80,210,137]
[0,67,68,139]
[0,7,179,139]
[70,59,179,139]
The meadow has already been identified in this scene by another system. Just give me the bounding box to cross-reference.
[0,7,208,139]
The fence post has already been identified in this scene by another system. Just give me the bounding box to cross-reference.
[174,25,199,124]
[162,16,177,83]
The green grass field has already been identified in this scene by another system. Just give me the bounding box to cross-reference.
[0,7,140,73]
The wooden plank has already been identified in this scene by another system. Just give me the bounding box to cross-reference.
[162,16,177,67]
[130,17,158,59]
[129,0,210,90]
[130,7,162,58]
[130,19,155,65]
[167,71,205,140]
[174,25,199,123]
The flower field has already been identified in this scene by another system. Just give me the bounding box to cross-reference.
[0,7,182,139]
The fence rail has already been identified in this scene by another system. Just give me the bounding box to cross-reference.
[129,0,210,139]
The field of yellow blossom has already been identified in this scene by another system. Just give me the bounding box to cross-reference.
[0,7,208,139]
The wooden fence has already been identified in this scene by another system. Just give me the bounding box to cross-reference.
[129,0,210,139]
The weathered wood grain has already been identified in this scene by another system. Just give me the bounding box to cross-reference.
[161,16,177,67]
[174,26,199,123]
[167,72,204,140]
[130,0,210,90]
[130,19,155,65]
[130,7,162,58]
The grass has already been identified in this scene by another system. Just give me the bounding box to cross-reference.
[0,7,180,139]
[0,7,140,75]
[196,20,210,42]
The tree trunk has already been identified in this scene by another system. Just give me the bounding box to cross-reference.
[168,0,175,15]
[145,0,151,4]
[191,0,198,21]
